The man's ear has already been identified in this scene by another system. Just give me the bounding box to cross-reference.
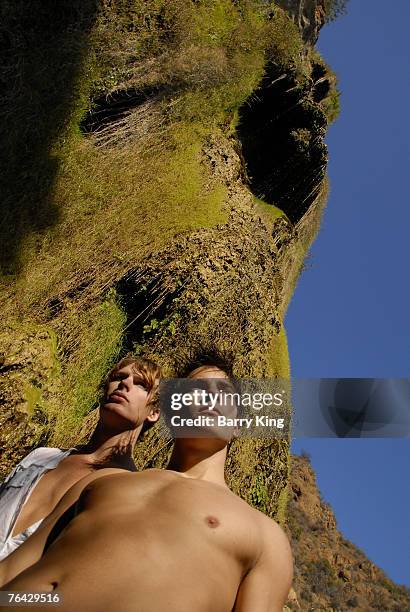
[146,407,160,423]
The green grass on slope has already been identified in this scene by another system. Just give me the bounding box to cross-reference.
[16,124,228,308]
[254,196,288,223]
[1,0,305,439]
[52,291,127,442]
[267,323,291,380]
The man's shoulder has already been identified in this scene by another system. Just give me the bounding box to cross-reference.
[249,505,292,558]
[233,507,293,611]
[226,488,292,550]
[253,506,285,531]
[248,506,294,589]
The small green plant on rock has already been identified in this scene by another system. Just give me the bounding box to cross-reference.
[250,473,270,512]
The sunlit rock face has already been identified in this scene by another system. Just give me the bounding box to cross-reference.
[0,0,336,523]
[275,0,327,44]
[287,455,410,611]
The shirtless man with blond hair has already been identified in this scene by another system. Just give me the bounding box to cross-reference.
[0,356,160,559]
[0,358,293,611]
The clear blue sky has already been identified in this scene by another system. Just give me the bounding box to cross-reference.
[287,0,410,587]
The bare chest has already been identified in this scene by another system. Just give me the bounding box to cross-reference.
[12,458,92,537]
[85,472,263,569]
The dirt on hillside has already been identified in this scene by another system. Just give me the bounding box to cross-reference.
[285,455,410,612]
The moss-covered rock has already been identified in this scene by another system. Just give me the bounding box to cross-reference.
[1,1,333,526]
[0,322,60,479]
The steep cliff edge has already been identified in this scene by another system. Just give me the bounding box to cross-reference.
[286,455,410,611]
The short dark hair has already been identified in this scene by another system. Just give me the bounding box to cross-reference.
[162,351,241,438]
[177,349,234,379]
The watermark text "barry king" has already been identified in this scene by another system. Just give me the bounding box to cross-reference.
[170,414,285,429]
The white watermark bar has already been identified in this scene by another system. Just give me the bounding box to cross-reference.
[159,378,291,439]
[0,592,62,606]
[157,378,410,439]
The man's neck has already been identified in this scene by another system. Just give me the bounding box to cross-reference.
[167,439,228,486]
[78,422,142,469]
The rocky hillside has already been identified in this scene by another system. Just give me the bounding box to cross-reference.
[6,6,404,611]
[286,455,410,611]
[1,0,341,539]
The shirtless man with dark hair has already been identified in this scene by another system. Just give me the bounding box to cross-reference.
[0,362,293,611]
[0,356,160,560]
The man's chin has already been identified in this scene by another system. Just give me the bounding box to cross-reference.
[100,406,140,430]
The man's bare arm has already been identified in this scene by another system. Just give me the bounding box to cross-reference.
[234,517,293,612]
[0,468,122,587]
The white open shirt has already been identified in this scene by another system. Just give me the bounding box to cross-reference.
[0,447,73,560]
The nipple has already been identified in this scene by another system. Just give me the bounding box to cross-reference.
[205,515,220,528]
